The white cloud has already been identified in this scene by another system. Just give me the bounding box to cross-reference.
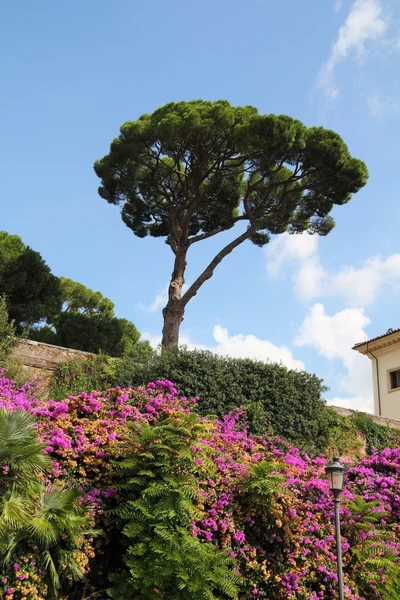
[299,252,400,306]
[334,0,344,12]
[328,255,400,304]
[368,92,400,117]
[142,325,305,371]
[294,256,326,302]
[265,233,326,302]
[138,283,189,313]
[318,0,387,99]
[295,303,373,412]
[143,312,371,411]
[141,332,162,347]
[328,395,373,412]
[212,325,305,370]
[141,331,209,351]
[295,303,369,361]
[137,286,168,313]
[266,232,400,307]
[265,232,318,278]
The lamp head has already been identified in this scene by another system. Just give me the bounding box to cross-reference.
[325,456,345,498]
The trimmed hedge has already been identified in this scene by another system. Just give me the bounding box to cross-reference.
[46,348,400,457]
[124,348,329,454]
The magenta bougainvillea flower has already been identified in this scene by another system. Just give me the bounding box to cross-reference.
[0,371,399,599]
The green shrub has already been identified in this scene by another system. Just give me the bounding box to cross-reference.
[322,407,400,459]
[33,312,141,357]
[0,296,33,386]
[322,407,366,459]
[351,412,397,454]
[110,413,240,600]
[49,354,117,399]
[0,294,16,361]
[126,348,329,454]
[49,342,155,400]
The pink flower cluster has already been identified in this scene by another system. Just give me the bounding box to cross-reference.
[0,372,399,599]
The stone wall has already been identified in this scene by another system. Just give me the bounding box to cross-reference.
[10,339,94,388]
[328,405,400,460]
[8,341,400,435]
[331,405,400,429]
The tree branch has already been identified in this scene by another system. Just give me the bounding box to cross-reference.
[188,215,248,245]
[180,150,239,241]
[180,226,256,308]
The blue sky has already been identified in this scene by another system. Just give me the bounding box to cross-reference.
[1,0,400,412]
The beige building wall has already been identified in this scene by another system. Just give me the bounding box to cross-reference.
[353,330,400,421]
[372,346,400,420]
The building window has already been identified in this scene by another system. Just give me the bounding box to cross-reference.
[389,369,400,390]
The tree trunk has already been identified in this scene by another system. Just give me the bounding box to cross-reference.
[161,250,187,349]
[161,227,256,349]
[161,302,185,348]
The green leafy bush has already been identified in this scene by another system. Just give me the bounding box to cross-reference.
[125,348,329,453]
[33,312,141,357]
[351,412,394,454]
[0,316,14,361]
[110,414,240,600]
[49,354,117,399]
[0,231,61,331]
[0,409,96,598]
[0,295,16,361]
[322,407,400,459]
[0,295,33,386]
[49,343,155,400]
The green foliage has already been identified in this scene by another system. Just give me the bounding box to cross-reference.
[60,276,115,317]
[95,100,368,347]
[0,232,143,358]
[0,295,16,361]
[351,412,393,454]
[126,347,329,453]
[343,497,400,600]
[110,415,239,599]
[1,359,34,387]
[95,100,368,243]
[0,410,51,477]
[319,407,366,459]
[0,485,96,599]
[49,355,117,399]
[113,342,155,383]
[52,312,141,356]
[240,461,284,501]
[32,277,148,358]
[0,295,36,387]
[0,231,61,331]
[32,312,143,357]
[48,343,155,399]
[0,408,98,598]
[322,406,400,459]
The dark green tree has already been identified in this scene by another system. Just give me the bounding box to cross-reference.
[60,276,115,317]
[32,312,143,357]
[0,295,16,362]
[31,276,148,358]
[95,100,368,348]
[0,232,61,331]
[53,312,141,356]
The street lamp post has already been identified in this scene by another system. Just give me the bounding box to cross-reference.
[325,457,346,600]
